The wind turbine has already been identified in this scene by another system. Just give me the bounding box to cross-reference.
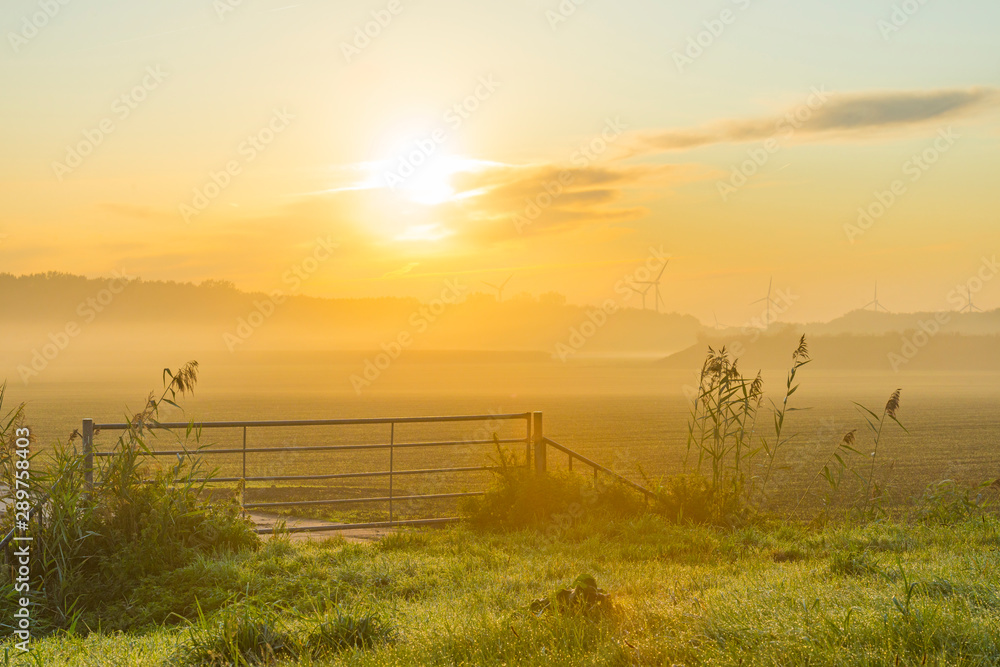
[482,275,513,302]
[864,282,890,313]
[961,287,983,314]
[628,283,652,310]
[752,277,775,331]
[713,311,729,330]
[635,262,669,314]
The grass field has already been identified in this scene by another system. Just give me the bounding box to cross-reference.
[5,360,1000,665]
[6,513,1000,666]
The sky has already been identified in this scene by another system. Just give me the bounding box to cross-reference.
[1,0,998,325]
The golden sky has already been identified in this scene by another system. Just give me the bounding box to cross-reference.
[1,0,999,324]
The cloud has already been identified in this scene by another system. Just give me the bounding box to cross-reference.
[440,162,713,240]
[637,87,999,153]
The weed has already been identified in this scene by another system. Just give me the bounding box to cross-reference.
[173,603,294,666]
[914,480,992,524]
[830,550,883,577]
[304,607,393,657]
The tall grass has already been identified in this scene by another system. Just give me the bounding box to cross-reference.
[757,335,811,504]
[859,388,906,514]
[684,345,764,518]
[793,429,861,519]
[679,336,915,524]
[0,362,259,632]
[683,336,810,521]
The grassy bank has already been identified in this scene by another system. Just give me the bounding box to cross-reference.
[5,514,1000,666]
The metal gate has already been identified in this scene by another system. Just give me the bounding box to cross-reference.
[80,413,535,533]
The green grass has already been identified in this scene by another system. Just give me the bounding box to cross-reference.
[5,514,1000,666]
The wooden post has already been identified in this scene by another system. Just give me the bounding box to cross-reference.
[532,412,545,474]
[82,418,94,489]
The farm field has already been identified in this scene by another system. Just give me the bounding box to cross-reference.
[8,357,1000,518]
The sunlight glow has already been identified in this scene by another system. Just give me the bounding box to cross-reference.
[376,151,497,205]
[394,223,454,242]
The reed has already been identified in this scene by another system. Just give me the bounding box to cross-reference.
[858,388,907,514]
[684,336,810,520]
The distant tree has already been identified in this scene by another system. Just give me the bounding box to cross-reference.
[539,291,567,307]
[510,291,536,304]
[465,292,498,307]
[200,279,237,291]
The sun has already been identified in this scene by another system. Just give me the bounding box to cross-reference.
[337,145,503,242]
[398,155,459,205]
[374,146,495,205]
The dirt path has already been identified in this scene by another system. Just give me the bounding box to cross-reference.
[247,511,397,543]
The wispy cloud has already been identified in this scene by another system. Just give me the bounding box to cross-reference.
[635,87,999,153]
[440,162,712,240]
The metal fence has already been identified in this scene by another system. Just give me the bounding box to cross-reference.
[81,413,536,533]
[2,410,654,556]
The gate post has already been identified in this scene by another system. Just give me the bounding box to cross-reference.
[532,412,545,474]
[82,418,94,489]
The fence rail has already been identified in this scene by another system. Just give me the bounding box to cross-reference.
[82,412,535,533]
[542,437,656,500]
[4,410,657,549]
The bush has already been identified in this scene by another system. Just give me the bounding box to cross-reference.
[652,473,734,525]
[304,607,393,656]
[0,362,260,632]
[464,442,645,530]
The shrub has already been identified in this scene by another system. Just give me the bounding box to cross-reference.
[0,362,260,632]
[304,607,393,656]
[651,473,720,524]
[464,441,644,530]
